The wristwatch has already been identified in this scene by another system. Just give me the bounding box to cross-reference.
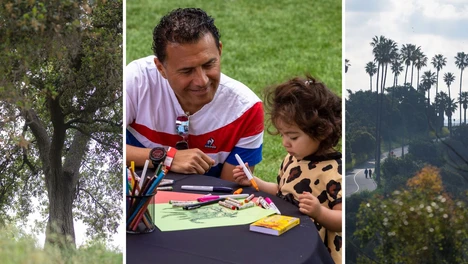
[149,147,166,168]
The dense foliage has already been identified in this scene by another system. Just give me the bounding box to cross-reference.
[0,0,122,248]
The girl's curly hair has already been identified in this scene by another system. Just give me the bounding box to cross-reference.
[264,75,342,155]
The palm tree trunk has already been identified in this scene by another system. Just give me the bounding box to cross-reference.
[376,64,381,95]
[417,69,420,90]
[370,76,373,92]
[460,69,464,126]
[464,106,467,124]
[404,65,409,84]
[410,63,415,87]
[428,88,431,106]
[436,70,439,95]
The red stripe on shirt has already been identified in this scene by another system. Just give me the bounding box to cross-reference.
[130,102,264,153]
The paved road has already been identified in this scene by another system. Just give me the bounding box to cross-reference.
[345,145,408,197]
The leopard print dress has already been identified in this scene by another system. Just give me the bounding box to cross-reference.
[276,152,342,263]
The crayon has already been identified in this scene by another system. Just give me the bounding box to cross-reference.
[237,201,255,210]
[244,194,255,203]
[157,186,173,191]
[219,201,237,210]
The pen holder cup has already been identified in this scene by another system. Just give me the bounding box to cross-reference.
[126,193,157,234]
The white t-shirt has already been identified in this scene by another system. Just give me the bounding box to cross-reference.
[126,55,264,177]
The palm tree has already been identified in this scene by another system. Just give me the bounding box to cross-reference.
[401,43,416,85]
[434,92,449,135]
[443,72,456,136]
[445,98,458,135]
[431,54,447,95]
[365,61,377,91]
[455,52,468,126]
[410,46,421,87]
[370,36,398,187]
[421,70,437,105]
[371,36,386,94]
[414,49,427,90]
[391,58,404,87]
[443,72,455,101]
[459,91,468,124]
[345,59,351,73]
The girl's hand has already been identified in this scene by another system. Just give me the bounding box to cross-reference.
[298,192,322,219]
[232,163,252,186]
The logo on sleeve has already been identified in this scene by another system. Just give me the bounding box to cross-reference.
[205,137,216,149]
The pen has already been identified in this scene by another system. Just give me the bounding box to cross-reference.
[234,154,259,191]
[183,197,226,210]
[139,159,150,190]
[265,197,282,215]
[197,193,249,202]
[181,185,233,193]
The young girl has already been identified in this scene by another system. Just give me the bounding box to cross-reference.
[233,75,342,263]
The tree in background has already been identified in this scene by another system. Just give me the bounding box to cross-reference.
[345,58,351,73]
[443,72,456,134]
[454,52,467,126]
[420,70,437,106]
[401,43,417,85]
[365,61,377,92]
[356,166,468,264]
[431,54,447,95]
[0,0,122,249]
[459,91,468,124]
[414,49,427,91]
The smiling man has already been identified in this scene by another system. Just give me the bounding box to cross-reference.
[126,8,264,181]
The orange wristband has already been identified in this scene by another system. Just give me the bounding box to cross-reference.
[164,147,177,171]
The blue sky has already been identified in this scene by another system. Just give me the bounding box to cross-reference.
[345,0,468,114]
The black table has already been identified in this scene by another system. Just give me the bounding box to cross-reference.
[126,172,334,264]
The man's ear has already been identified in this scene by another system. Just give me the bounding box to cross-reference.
[218,41,223,57]
[154,57,167,79]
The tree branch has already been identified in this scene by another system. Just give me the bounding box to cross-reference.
[78,187,110,215]
[65,118,122,128]
[68,125,121,151]
[24,109,51,169]
[63,131,90,187]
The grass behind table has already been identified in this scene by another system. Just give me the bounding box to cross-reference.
[126,0,342,183]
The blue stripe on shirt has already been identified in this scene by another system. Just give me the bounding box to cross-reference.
[126,129,145,148]
[225,145,263,167]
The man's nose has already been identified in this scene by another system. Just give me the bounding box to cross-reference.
[192,67,209,87]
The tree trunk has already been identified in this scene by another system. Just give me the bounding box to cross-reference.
[416,69,420,90]
[460,69,464,126]
[45,168,76,248]
[25,97,89,250]
[404,65,409,84]
[375,64,380,95]
[464,106,467,124]
[401,137,404,158]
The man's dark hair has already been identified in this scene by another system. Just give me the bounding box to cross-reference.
[264,75,342,156]
[152,8,221,63]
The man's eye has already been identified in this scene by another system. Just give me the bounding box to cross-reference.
[290,137,298,140]
[204,62,214,68]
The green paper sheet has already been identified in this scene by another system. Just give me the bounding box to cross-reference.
[150,203,275,231]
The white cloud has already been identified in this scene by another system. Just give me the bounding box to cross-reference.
[346,0,468,122]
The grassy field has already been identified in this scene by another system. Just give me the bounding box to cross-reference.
[126,0,342,182]
[0,225,122,264]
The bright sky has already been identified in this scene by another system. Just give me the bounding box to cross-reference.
[345,0,468,120]
[25,199,124,251]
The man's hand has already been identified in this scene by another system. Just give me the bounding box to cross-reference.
[171,148,215,175]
